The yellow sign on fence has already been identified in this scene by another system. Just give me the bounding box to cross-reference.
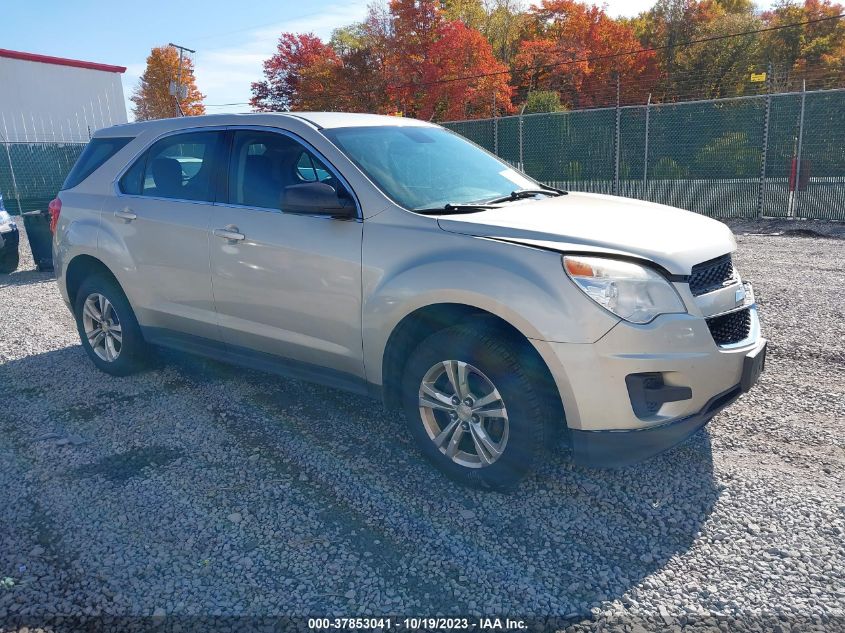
[750,72,767,83]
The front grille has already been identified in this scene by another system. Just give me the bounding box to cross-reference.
[689,254,734,296]
[706,308,751,345]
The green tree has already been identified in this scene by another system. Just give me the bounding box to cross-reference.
[631,0,763,100]
[760,0,845,89]
[442,0,532,63]
[523,90,563,113]
[441,0,486,29]
[671,9,763,98]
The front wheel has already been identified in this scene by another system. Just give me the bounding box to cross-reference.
[401,324,552,490]
[73,274,148,376]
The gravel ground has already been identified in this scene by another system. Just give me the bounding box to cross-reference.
[0,225,843,632]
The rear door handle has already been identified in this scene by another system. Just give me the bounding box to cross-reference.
[213,226,245,242]
[114,209,137,222]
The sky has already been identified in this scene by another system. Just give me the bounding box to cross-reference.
[4,0,774,120]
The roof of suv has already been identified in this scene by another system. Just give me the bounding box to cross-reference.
[95,112,436,138]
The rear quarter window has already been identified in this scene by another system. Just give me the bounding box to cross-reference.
[62,137,133,190]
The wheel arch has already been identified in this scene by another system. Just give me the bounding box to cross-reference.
[64,254,123,308]
[380,303,566,431]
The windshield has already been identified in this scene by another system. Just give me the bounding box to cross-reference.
[322,126,537,210]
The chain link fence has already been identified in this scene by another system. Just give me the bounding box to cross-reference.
[0,142,87,214]
[2,90,843,220]
[444,88,845,220]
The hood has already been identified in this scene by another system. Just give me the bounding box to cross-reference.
[436,192,736,275]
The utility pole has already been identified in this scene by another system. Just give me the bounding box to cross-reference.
[168,42,195,117]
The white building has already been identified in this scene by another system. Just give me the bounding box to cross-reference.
[0,48,127,143]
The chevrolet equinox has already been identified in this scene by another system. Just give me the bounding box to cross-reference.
[51,113,766,489]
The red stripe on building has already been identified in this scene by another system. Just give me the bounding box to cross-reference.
[0,48,126,73]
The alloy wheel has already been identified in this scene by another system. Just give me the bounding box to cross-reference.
[81,293,123,362]
[418,360,509,468]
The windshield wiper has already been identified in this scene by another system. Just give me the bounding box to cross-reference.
[415,203,499,215]
[485,188,567,204]
[539,183,568,195]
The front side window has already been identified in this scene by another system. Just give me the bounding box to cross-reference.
[322,126,537,211]
[229,131,338,211]
[119,131,222,202]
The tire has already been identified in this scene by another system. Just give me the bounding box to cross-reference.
[73,274,148,376]
[0,247,18,274]
[401,323,553,490]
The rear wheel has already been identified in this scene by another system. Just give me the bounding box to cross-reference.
[74,274,148,376]
[401,324,552,490]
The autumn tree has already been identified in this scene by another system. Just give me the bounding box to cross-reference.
[250,33,342,111]
[249,0,845,120]
[513,0,656,108]
[131,46,205,120]
[418,21,513,120]
[385,0,445,115]
[328,7,395,112]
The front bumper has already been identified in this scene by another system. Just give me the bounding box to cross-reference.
[569,383,742,467]
[540,305,765,432]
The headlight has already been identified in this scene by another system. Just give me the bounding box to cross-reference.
[563,255,686,324]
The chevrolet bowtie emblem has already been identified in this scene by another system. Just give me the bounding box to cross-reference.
[735,287,746,305]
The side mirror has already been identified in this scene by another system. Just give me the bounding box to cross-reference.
[281,182,355,218]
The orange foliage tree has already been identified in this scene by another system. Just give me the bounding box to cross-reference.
[252,0,513,119]
[419,21,513,120]
[384,0,446,115]
[250,0,845,119]
[512,0,656,108]
[131,46,205,120]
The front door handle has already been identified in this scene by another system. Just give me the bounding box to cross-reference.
[114,209,137,222]
[213,225,245,242]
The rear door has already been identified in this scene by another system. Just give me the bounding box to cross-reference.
[208,128,365,385]
[102,130,224,341]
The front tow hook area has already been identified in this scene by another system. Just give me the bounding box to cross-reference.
[625,372,693,420]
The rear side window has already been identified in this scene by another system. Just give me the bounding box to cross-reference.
[62,137,133,190]
[119,131,222,202]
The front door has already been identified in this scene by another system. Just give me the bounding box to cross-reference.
[103,130,224,341]
[208,129,364,385]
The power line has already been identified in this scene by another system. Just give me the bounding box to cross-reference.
[203,12,844,107]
